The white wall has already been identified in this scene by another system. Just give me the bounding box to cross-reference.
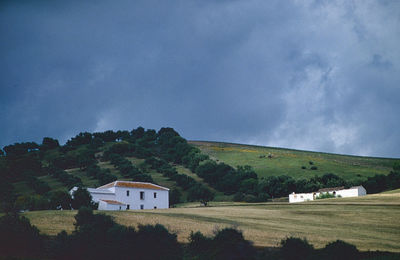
[87,185,169,210]
[114,187,169,210]
[335,186,367,198]
[98,200,126,211]
[289,193,315,203]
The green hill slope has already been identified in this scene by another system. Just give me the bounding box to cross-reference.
[12,155,216,203]
[190,141,397,182]
[3,128,399,212]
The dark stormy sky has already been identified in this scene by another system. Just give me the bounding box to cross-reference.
[1,0,399,157]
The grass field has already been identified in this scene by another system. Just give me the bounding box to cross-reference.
[190,141,398,181]
[24,189,400,252]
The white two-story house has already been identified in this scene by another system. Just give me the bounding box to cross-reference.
[71,180,169,210]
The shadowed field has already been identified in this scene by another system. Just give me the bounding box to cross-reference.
[24,190,400,252]
[190,141,397,181]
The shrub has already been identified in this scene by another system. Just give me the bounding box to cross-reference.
[0,213,44,258]
[310,166,318,170]
[48,190,72,209]
[136,224,182,260]
[243,194,258,203]
[316,192,336,199]
[188,231,213,259]
[169,188,182,206]
[321,240,359,260]
[71,188,96,210]
[280,237,314,260]
[233,192,244,202]
[212,228,256,260]
[301,166,307,169]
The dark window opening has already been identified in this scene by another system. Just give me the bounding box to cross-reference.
[127,204,130,210]
[140,205,144,210]
[140,191,145,200]
[126,190,130,197]
[154,206,157,209]
[154,192,157,198]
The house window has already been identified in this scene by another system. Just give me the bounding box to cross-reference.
[154,206,157,209]
[126,190,130,197]
[154,192,157,198]
[140,191,145,200]
[140,205,144,210]
[119,206,121,210]
[127,204,130,210]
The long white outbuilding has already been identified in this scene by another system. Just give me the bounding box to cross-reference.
[289,186,367,203]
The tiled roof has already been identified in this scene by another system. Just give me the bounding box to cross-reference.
[98,181,169,191]
[100,200,126,205]
[318,186,345,192]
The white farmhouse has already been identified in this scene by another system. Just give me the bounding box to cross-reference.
[71,180,169,210]
[289,186,367,203]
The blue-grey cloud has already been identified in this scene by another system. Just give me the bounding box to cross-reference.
[1,0,399,157]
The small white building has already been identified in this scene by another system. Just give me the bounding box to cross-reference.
[289,192,316,203]
[71,180,169,210]
[289,186,367,203]
[98,199,127,211]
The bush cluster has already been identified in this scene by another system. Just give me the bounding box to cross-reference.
[108,153,154,182]
[144,156,214,205]
[0,208,182,260]
[47,166,82,189]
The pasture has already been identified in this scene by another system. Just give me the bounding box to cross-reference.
[24,190,400,252]
[190,141,397,181]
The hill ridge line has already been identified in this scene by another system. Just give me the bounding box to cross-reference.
[188,140,399,160]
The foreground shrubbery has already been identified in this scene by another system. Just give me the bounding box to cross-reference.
[0,209,398,259]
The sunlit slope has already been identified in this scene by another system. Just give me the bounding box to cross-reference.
[189,141,397,181]
[25,190,400,252]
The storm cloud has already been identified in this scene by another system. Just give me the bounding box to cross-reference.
[1,0,399,157]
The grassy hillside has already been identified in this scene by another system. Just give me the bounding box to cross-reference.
[12,155,217,202]
[24,189,400,252]
[190,141,397,182]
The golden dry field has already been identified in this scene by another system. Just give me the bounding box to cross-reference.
[25,189,400,252]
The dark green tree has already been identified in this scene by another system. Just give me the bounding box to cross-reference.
[71,188,95,209]
[212,228,256,260]
[321,240,359,260]
[0,213,44,258]
[169,188,182,206]
[41,137,60,151]
[280,237,314,260]
[187,184,215,206]
[48,190,72,209]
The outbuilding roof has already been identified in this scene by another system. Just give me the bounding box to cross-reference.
[100,199,126,205]
[87,188,114,194]
[97,181,169,191]
[318,186,345,192]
